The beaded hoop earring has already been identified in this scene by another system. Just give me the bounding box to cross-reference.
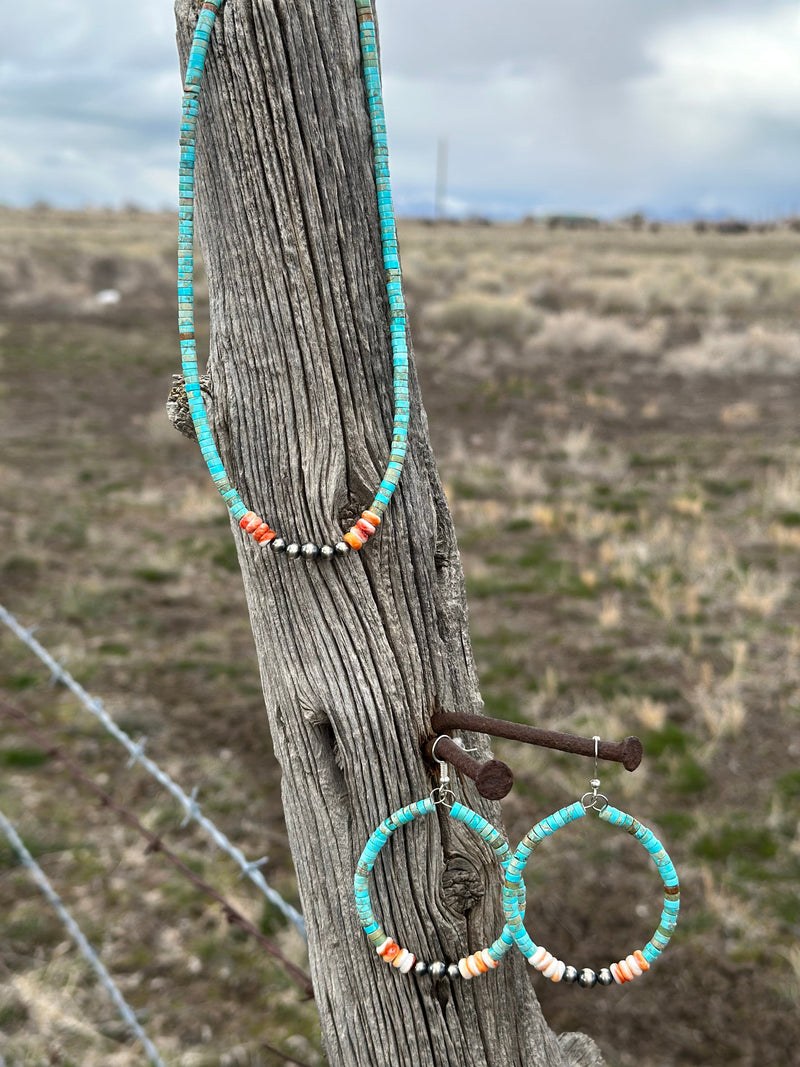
[502,739,680,988]
[353,749,521,981]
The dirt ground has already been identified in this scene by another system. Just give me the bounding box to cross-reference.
[1,207,799,1066]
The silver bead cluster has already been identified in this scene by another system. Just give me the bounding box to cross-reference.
[413,960,462,981]
[268,539,350,561]
[562,966,614,988]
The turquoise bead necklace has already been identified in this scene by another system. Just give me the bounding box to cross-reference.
[178,0,408,561]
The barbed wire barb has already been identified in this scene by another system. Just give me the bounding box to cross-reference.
[179,784,201,829]
[0,602,306,941]
[0,807,167,1067]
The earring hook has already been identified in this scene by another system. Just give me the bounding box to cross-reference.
[581,735,609,812]
[430,735,449,768]
[430,736,456,808]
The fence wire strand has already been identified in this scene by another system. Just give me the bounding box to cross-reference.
[0,808,167,1067]
[0,699,314,996]
[0,603,306,940]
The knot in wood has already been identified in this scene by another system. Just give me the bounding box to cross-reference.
[339,499,365,531]
[441,854,487,915]
[166,373,213,440]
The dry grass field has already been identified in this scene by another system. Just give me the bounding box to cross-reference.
[1,206,800,1066]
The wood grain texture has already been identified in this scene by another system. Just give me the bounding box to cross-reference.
[174,2,604,1064]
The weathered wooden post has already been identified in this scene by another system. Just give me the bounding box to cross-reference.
[174,2,602,1063]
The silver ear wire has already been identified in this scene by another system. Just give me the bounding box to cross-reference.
[581,735,608,812]
[430,736,450,784]
[451,736,479,755]
[430,736,456,807]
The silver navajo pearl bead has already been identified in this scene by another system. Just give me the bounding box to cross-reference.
[429,961,446,981]
[414,960,429,977]
[562,965,579,984]
[447,963,461,981]
[285,544,301,559]
[597,968,614,986]
[269,537,287,554]
[319,544,335,560]
[334,541,351,557]
[578,968,597,988]
[300,543,320,560]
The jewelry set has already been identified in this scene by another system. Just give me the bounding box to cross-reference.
[178,0,680,991]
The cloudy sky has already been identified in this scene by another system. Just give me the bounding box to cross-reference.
[3,0,800,219]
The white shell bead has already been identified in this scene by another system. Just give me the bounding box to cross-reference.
[398,952,416,974]
[458,958,473,979]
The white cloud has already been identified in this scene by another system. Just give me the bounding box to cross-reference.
[0,0,181,206]
[643,6,800,115]
[619,5,800,213]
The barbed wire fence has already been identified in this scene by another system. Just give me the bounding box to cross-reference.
[0,603,305,939]
[0,602,312,1064]
[0,698,313,996]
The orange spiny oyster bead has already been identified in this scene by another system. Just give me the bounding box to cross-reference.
[239,511,262,533]
[344,530,366,550]
[362,511,381,526]
[257,528,277,543]
[356,519,376,538]
[382,942,401,963]
[251,522,272,541]
[376,938,395,957]
[633,950,650,972]
[617,959,634,982]
[472,953,489,973]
